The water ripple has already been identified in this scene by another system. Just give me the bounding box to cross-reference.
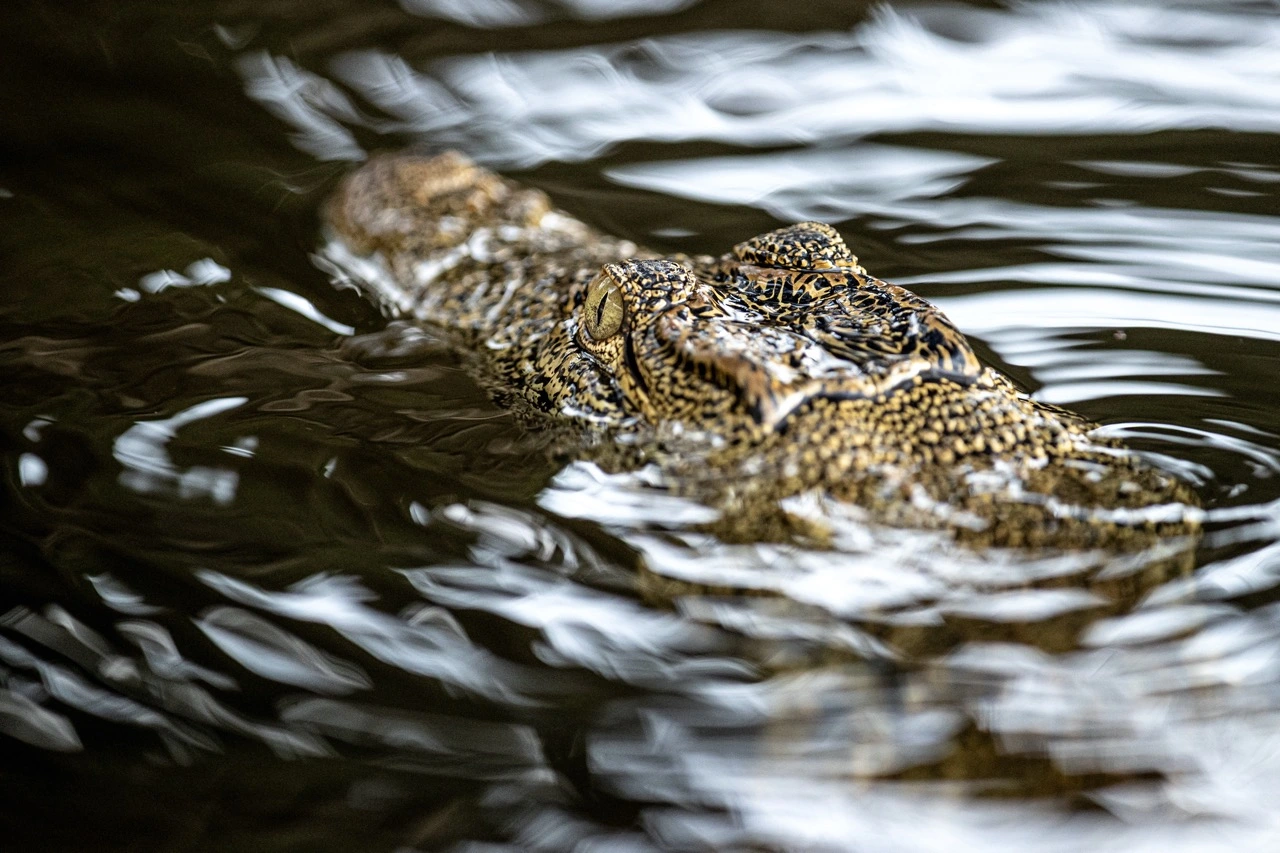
[239,1,1280,166]
[7,0,1280,849]
[197,571,586,707]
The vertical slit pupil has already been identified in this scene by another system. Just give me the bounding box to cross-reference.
[594,296,608,331]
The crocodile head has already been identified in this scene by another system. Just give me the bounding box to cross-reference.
[571,222,982,432]
[325,153,982,436]
[325,153,1200,550]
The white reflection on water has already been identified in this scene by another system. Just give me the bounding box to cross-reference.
[291,1,1280,167]
[609,145,993,225]
[399,0,698,28]
[1091,422,1280,489]
[197,571,583,707]
[525,459,1278,848]
[935,289,1274,398]
[538,462,720,527]
[113,396,245,505]
[0,685,82,752]
[0,606,318,760]
[117,620,238,689]
[196,606,372,694]
[401,561,751,687]
[899,208,1280,303]
[17,452,47,487]
[238,52,365,161]
[253,285,357,335]
[611,151,1280,342]
[85,573,165,617]
[0,604,555,781]
[541,464,1192,613]
[587,616,1280,851]
[224,0,1280,847]
[116,258,233,302]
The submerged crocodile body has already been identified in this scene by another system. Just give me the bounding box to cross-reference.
[324,152,1198,550]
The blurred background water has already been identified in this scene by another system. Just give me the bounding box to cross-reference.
[3,0,1280,850]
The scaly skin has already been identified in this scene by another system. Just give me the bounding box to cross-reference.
[323,152,1199,550]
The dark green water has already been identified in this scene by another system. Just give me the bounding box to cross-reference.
[4,1,1280,850]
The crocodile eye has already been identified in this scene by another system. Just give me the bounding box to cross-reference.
[582,273,625,340]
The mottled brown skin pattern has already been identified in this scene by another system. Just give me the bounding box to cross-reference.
[325,152,1199,551]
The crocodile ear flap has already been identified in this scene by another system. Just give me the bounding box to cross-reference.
[732,222,860,271]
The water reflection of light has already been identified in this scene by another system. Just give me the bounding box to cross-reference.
[0,683,83,752]
[196,606,372,694]
[398,0,699,28]
[219,1,1280,847]
[253,1,1280,167]
[934,288,1280,344]
[113,397,246,505]
[253,285,356,335]
[609,150,1280,310]
[587,622,1280,849]
[85,574,165,617]
[539,464,1195,629]
[139,258,230,293]
[0,603,552,771]
[1099,422,1280,485]
[238,52,365,161]
[609,150,1280,296]
[115,258,232,302]
[0,606,320,760]
[197,571,582,707]
[17,453,47,487]
[608,145,994,224]
[402,562,749,686]
[538,461,720,527]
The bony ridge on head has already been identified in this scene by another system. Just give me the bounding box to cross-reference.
[733,221,861,271]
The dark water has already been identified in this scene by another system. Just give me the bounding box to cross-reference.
[4,1,1280,850]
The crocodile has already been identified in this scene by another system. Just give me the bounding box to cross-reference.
[322,151,1199,551]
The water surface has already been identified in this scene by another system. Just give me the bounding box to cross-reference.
[3,1,1280,850]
